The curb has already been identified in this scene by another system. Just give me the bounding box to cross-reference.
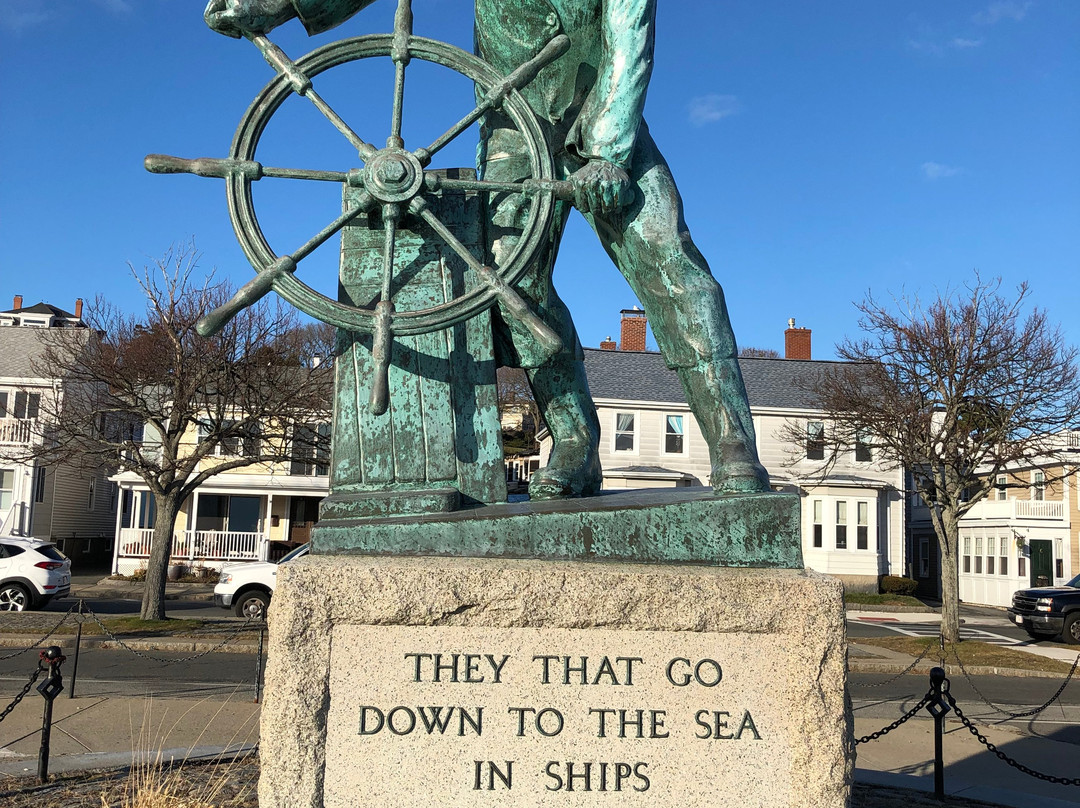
[845,603,941,614]
[0,633,262,655]
[847,659,1069,679]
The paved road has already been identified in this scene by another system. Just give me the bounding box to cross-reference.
[42,595,232,620]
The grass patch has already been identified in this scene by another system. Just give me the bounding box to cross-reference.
[845,592,927,607]
[854,636,1078,674]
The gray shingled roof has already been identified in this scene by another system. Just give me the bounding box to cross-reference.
[0,327,89,378]
[582,348,859,410]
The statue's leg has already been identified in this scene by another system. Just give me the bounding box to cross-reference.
[482,144,602,499]
[583,123,770,494]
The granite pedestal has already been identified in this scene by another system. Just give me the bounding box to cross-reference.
[259,537,853,807]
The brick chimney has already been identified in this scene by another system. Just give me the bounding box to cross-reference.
[620,307,647,352]
[784,318,811,360]
[74,298,83,319]
[12,295,22,311]
[599,336,616,350]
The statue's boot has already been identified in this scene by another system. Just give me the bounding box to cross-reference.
[676,363,771,494]
[527,357,603,500]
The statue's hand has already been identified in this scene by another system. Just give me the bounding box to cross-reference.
[204,0,297,39]
[570,160,634,216]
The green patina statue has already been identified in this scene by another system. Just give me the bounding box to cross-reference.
[201,0,770,500]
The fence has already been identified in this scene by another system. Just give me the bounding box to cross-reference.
[852,654,1080,798]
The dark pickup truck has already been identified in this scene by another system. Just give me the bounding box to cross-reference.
[1008,573,1080,644]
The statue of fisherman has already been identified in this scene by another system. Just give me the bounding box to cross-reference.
[205,0,771,499]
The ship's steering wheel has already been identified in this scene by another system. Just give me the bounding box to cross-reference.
[146,1,572,413]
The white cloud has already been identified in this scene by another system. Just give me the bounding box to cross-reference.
[921,162,964,181]
[951,37,984,49]
[973,1,1031,25]
[687,94,741,127]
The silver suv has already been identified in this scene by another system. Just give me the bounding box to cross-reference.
[0,538,71,611]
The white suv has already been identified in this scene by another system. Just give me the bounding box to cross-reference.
[214,544,309,619]
[0,538,71,611]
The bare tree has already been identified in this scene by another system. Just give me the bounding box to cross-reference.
[783,274,1080,642]
[739,347,781,359]
[496,367,540,453]
[11,244,332,619]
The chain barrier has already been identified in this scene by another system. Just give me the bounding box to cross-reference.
[853,693,931,745]
[851,639,938,689]
[948,645,1079,719]
[0,658,44,724]
[82,605,256,664]
[946,690,1080,787]
[0,604,75,661]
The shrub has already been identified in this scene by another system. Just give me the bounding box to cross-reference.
[880,575,918,596]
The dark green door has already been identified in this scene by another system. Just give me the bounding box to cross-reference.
[1029,540,1053,587]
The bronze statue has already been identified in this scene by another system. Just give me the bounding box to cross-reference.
[203,0,771,499]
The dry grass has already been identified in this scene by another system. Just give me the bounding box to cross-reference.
[855,636,1078,674]
[97,696,258,808]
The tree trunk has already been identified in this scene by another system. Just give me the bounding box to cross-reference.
[936,510,962,644]
[140,495,181,620]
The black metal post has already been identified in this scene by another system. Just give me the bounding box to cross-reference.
[254,621,265,704]
[926,666,951,801]
[68,599,83,699]
[37,646,66,784]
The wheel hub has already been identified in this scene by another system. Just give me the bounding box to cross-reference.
[365,148,423,203]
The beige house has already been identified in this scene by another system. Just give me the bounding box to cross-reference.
[0,297,117,564]
[110,420,330,576]
[910,437,1079,608]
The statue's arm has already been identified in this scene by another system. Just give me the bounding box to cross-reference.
[568,0,656,169]
[205,0,376,38]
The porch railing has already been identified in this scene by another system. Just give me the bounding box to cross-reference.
[0,419,34,444]
[117,527,264,561]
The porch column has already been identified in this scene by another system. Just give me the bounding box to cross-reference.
[111,485,125,575]
[190,490,200,562]
[262,493,273,561]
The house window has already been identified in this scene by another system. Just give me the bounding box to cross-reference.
[995,474,1007,501]
[614,413,636,452]
[0,469,13,511]
[0,392,6,418]
[87,478,96,510]
[806,421,825,460]
[1056,539,1064,578]
[920,537,930,577]
[1000,553,1008,576]
[963,536,970,573]
[663,415,685,454]
[196,494,261,533]
[1033,471,1045,502]
[855,429,872,462]
[974,536,983,574]
[291,423,331,476]
[986,537,995,575]
[1018,556,1026,578]
[198,420,259,457]
[856,501,869,550]
[812,500,823,548]
[33,467,45,503]
[12,391,40,420]
[138,492,157,529]
[835,501,847,549]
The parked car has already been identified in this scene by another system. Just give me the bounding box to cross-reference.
[0,538,71,611]
[214,544,309,619]
[1007,573,1080,644]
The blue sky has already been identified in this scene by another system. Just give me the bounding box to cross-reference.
[1,1,1076,359]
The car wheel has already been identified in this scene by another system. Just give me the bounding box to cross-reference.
[234,591,270,620]
[0,583,31,612]
[1063,614,1080,645]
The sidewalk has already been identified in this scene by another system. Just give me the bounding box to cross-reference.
[0,693,259,777]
